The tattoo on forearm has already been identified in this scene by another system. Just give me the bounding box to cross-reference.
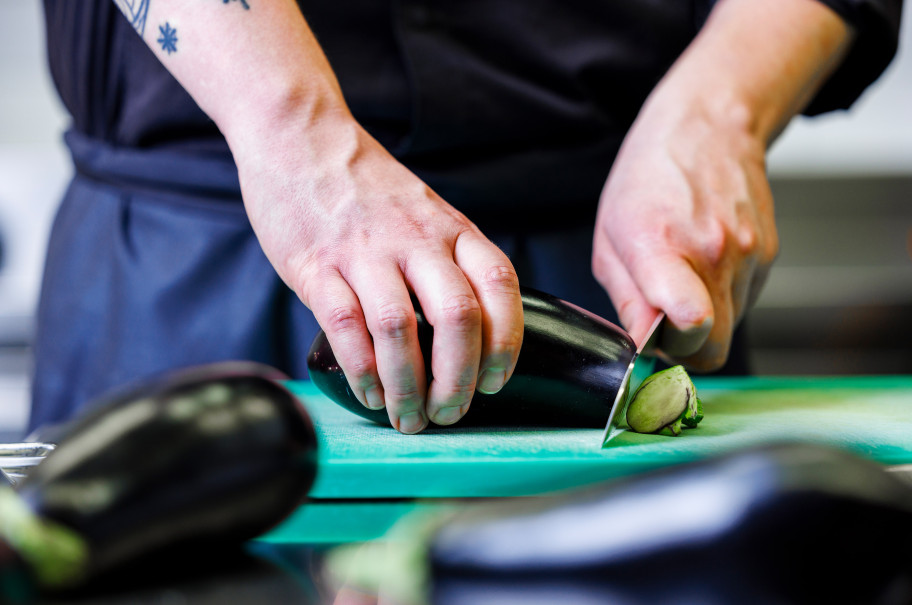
[114,0,249,56]
[157,22,179,54]
[113,0,150,35]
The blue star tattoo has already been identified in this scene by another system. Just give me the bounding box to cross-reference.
[157,22,178,55]
[223,0,251,9]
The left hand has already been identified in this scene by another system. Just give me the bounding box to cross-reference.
[592,89,778,372]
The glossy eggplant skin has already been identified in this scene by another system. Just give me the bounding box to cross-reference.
[307,288,636,428]
[429,443,912,605]
[15,361,318,586]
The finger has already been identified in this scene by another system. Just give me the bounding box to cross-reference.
[592,231,660,347]
[307,273,385,411]
[677,297,734,372]
[406,254,483,426]
[742,221,778,322]
[350,265,428,434]
[669,250,737,371]
[744,261,772,318]
[454,231,524,396]
[731,255,757,326]
[623,245,716,359]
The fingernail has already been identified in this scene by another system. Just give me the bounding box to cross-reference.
[662,317,714,358]
[477,369,506,395]
[397,411,427,434]
[364,386,385,410]
[433,405,463,426]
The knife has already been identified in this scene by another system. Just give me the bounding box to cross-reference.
[601,312,665,446]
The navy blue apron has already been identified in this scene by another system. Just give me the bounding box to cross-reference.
[28,130,322,431]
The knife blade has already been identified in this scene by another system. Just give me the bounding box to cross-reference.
[600,312,665,446]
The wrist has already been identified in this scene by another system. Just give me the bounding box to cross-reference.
[647,0,852,146]
[636,67,762,154]
[220,73,353,159]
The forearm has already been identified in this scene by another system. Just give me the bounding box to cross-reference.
[650,0,854,144]
[113,1,525,433]
[112,0,350,151]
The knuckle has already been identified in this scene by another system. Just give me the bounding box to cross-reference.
[302,246,344,283]
[345,356,376,381]
[615,298,639,327]
[736,226,758,255]
[481,265,520,293]
[311,242,338,266]
[440,379,477,401]
[438,294,482,329]
[386,384,423,409]
[323,304,362,335]
[489,328,524,356]
[700,222,728,266]
[374,303,414,340]
[454,366,481,392]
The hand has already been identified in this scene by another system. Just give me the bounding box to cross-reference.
[112,0,524,433]
[592,93,778,371]
[233,114,523,433]
[591,0,852,372]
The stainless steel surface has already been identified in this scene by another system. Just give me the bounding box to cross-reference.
[0,441,54,485]
[602,312,665,446]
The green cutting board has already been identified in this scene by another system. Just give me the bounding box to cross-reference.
[288,376,912,500]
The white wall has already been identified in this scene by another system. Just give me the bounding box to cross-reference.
[768,5,912,175]
[0,1,71,342]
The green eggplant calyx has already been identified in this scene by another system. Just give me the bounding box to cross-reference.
[626,365,704,436]
[658,420,683,437]
[0,487,88,589]
[681,398,704,428]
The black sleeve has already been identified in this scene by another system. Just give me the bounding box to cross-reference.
[694,0,904,115]
[804,0,904,115]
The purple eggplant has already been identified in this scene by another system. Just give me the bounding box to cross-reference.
[307,288,636,427]
[6,362,317,591]
[428,443,912,604]
[323,443,912,604]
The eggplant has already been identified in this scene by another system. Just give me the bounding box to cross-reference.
[307,288,636,427]
[2,361,317,592]
[626,365,703,436]
[429,443,912,604]
[327,443,912,605]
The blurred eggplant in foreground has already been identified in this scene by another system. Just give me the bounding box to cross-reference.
[0,361,318,593]
[328,442,912,605]
[308,288,636,428]
[431,442,912,604]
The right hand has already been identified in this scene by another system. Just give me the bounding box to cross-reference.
[232,114,524,434]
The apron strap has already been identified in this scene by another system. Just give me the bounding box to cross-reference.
[65,129,243,202]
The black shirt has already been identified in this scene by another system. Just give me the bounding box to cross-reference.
[42,0,903,224]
